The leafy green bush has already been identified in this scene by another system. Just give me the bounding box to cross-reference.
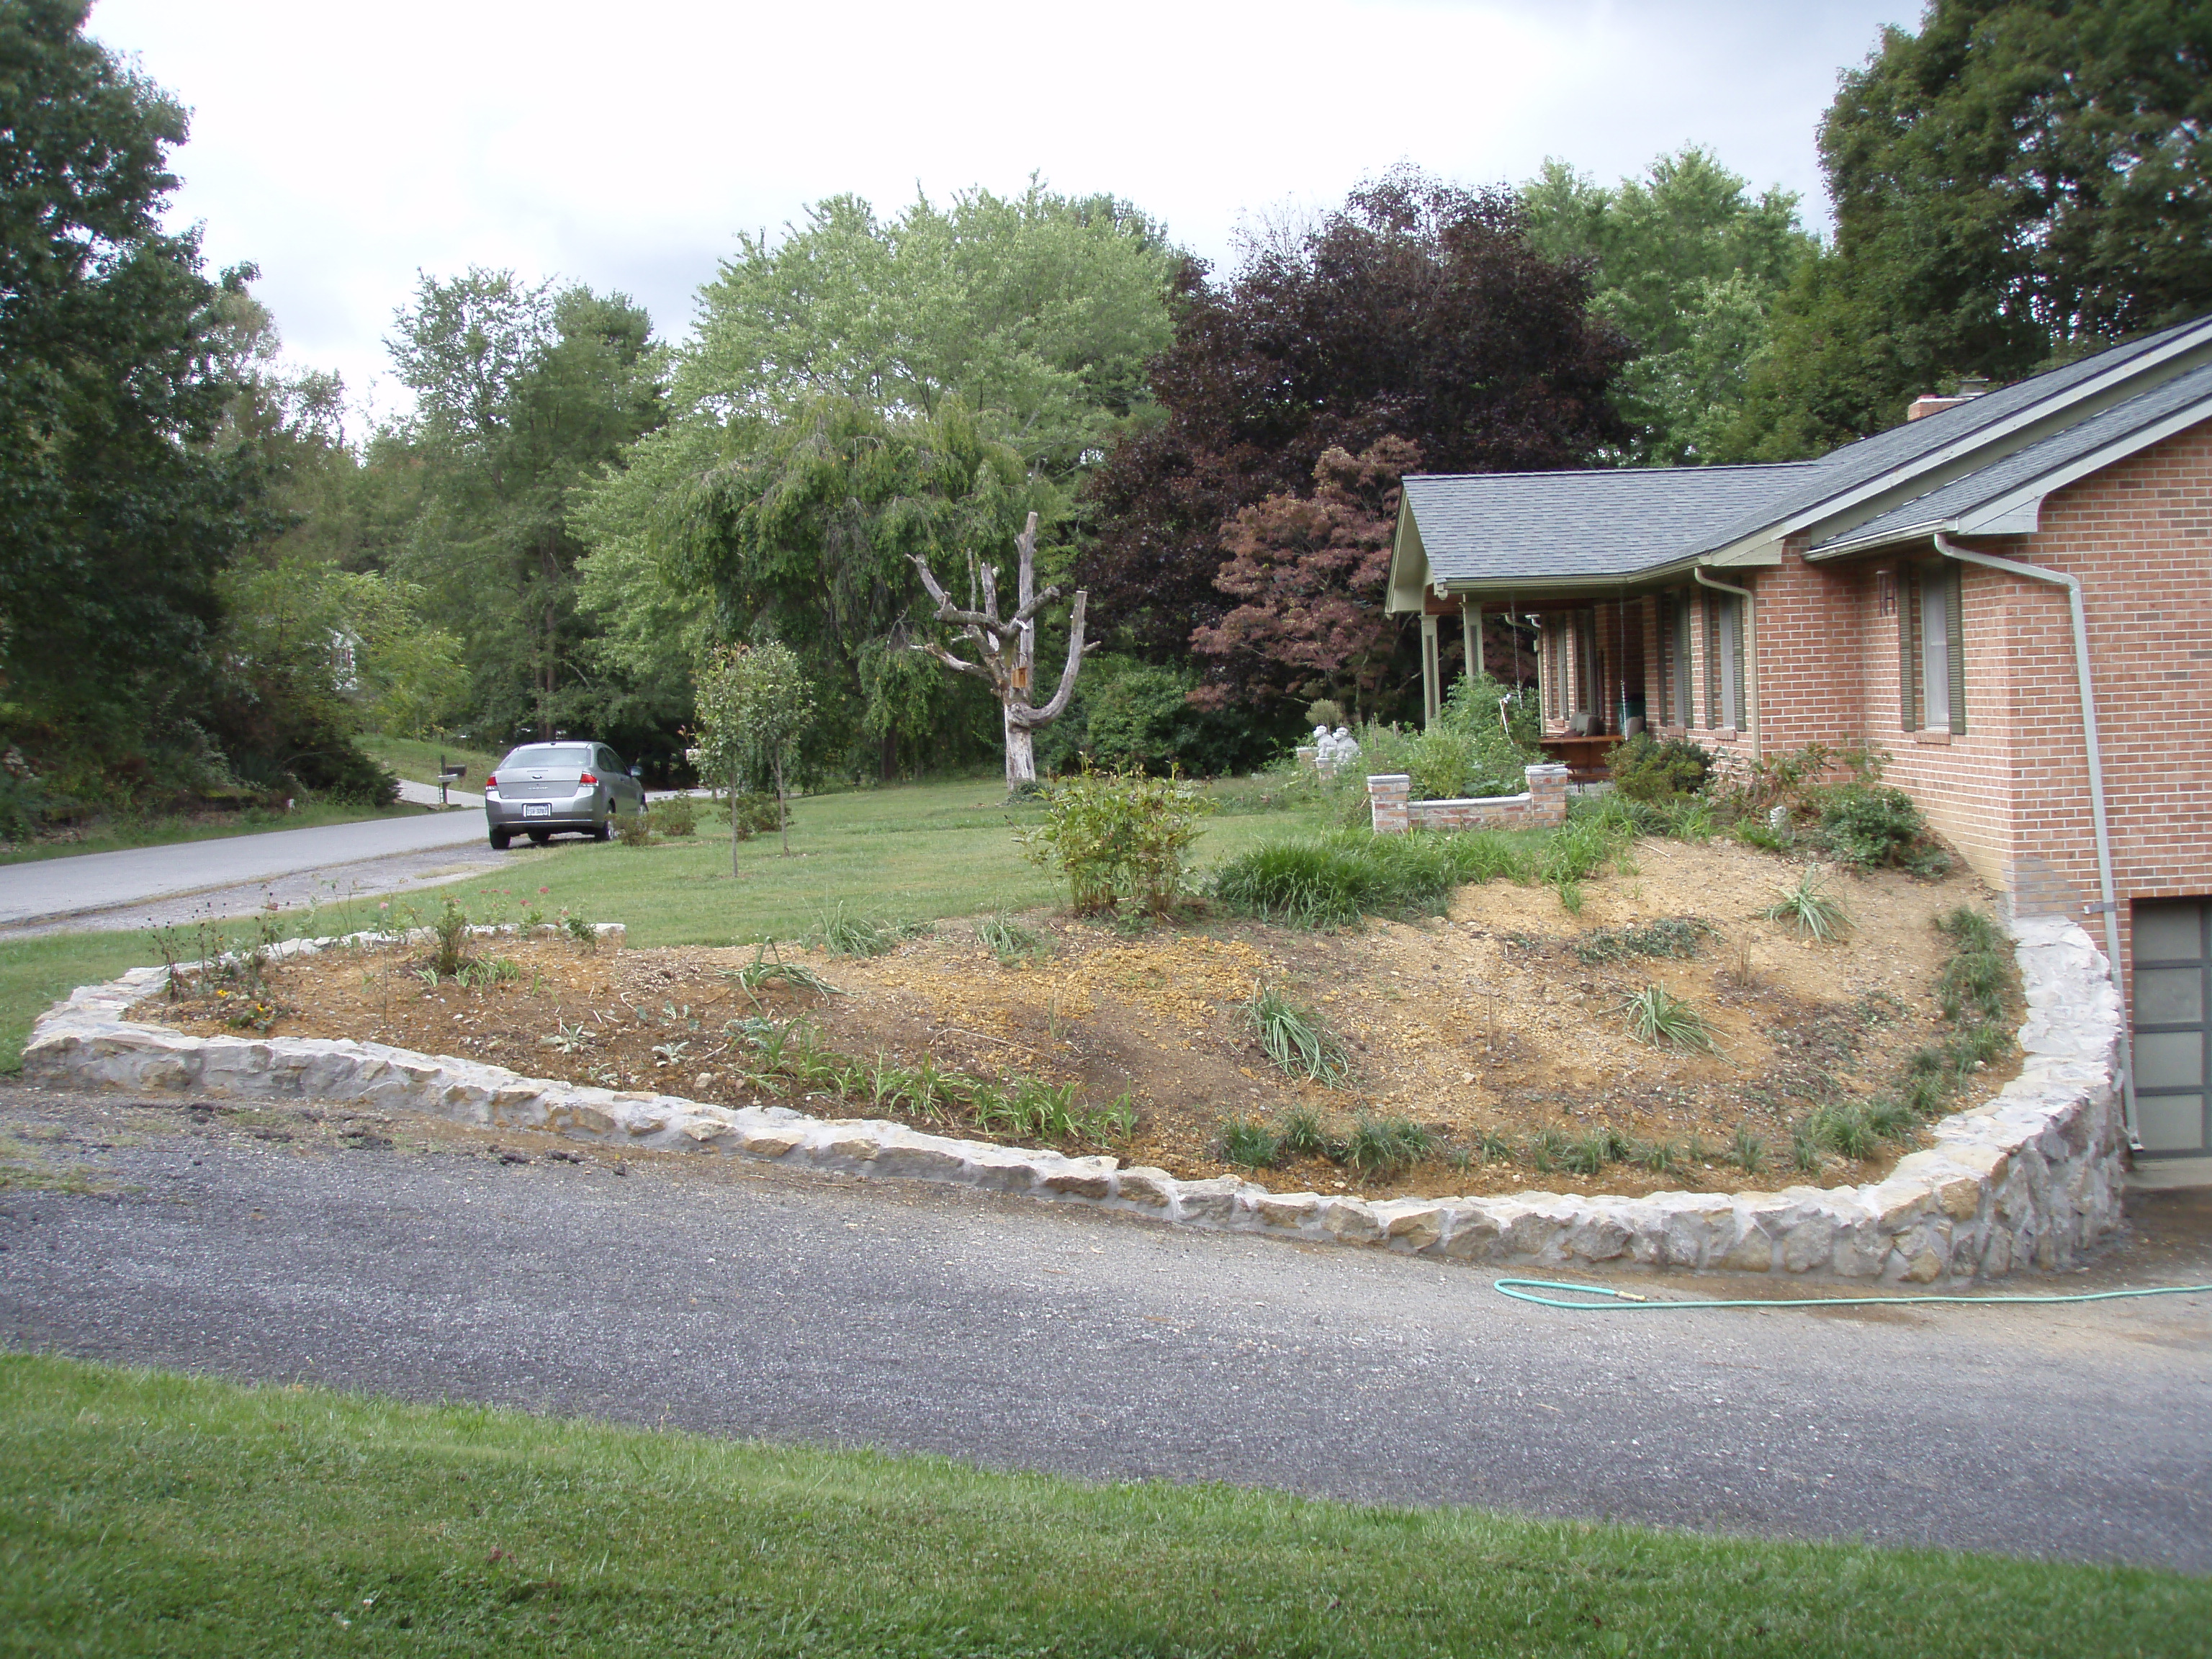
[728,791,784,841]
[1017,766,1217,914]
[653,795,699,837]
[1213,829,1529,927]
[616,810,654,847]
[1606,732,1712,801]
[1817,784,1941,871]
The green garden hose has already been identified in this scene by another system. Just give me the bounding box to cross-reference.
[1493,1277,2212,1310]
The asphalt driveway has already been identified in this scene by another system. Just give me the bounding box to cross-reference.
[2,1079,2206,1575]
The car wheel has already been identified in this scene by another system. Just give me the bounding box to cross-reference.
[592,817,612,842]
[489,827,511,850]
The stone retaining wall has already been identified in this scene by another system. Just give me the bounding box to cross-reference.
[22,917,2127,1282]
[1368,765,1571,835]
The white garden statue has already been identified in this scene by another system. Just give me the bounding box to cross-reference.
[1313,725,1361,775]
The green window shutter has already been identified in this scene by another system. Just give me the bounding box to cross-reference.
[1676,593,1693,728]
[1704,596,1719,728]
[1657,594,1673,725]
[1899,565,1918,732]
[1946,562,1966,734]
[1730,593,1747,731]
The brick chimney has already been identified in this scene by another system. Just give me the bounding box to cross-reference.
[1907,376,1994,421]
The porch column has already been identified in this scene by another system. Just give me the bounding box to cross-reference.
[1461,598,1483,683]
[1421,613,1442,727]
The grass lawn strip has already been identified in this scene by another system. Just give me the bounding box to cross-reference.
[3,1354,2203,1658]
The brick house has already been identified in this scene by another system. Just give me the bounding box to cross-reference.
[1386,313,2212,1178]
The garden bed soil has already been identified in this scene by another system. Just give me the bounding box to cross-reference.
[137,838,2019,1201]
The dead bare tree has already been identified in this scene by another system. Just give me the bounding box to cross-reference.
[909,511,1091,788]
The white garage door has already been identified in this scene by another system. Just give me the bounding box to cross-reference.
[2132,899,2212,1159]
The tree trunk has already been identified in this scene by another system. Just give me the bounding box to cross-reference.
[774,754,790,856]
[1003,704,1036,788]
[731,763,742,878]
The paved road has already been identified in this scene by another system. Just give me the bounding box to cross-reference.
[0,807,494,932]
[3,1082,2207,1573]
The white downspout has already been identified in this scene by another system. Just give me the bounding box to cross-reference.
[1692,566,1755,759]
[1935,531,2140,1150]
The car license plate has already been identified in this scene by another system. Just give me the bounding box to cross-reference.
[523,802,552,818]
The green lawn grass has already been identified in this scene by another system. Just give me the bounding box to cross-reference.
[0,780,1321,1071]
[359,733,503,791]
[1,1355,2200,1657]
[442,777,1326,949]
[0,799,430,867]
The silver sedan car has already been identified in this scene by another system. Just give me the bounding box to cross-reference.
[483,742,646,849]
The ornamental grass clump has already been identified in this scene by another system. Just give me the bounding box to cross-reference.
[1621,983,1721,1054]
[1244,986,1354,1086]
[1761,869,1852,941]
[1212,828,1527,928]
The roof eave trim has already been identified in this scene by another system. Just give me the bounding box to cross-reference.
[1769,318,2212,540]
[1804,391,2212,561]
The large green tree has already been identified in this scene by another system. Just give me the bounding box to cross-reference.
[390,270,667,750]
[1725,0,2212,459]
[683,181,1177,475]
[649,396,1049,781]
[0,0,272,799]
[1522,148,1817,466]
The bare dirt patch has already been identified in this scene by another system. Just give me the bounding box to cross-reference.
[136,838,2018,1200]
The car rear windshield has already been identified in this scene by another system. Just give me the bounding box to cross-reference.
[498,746,593,770]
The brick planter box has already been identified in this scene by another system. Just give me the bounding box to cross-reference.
[1368,764,1571,834]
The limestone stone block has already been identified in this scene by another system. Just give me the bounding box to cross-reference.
[1254,1192,1321,1230]
[1567,1207,1633,1263]
[964,1148,1045,1193]
[1175,1175,1244,1226]
[1375,1202,1446,1251]
[1317,1196,1383,1244]
[1040,1156,1119,1200]
[869,1141,971,1180]
[819,1130,882,1163]
[1115,1167,1177,1208]
[1436,1204,1503,1261]
[738,1124,806,1159]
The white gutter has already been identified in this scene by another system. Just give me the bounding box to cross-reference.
[1935,532,2141,1149]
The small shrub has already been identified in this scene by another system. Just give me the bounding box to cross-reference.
[1761,870,1851,940]
[654,795,700,837]
[1789,1120,1822,1173]
[727,791,783,842]
[1244,986,1354,1087]
[1621,983,1720,1053]
[1817,1104,1878,1161]
[1016,765,1215,915]
[616,811,654,848]
[1817,785,1933,871]
[1220,1118,1282,1168]
[431,896,471,979]
[1305,698,1344,730]
[1606,732,1712,801]
[562,913,598,951]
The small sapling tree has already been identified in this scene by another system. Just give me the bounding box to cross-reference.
[691,642,814,864]
[910,511,1091,789]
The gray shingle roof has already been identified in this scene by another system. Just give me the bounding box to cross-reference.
[1808,357,2212,552]
[1401,311,2212,588]
[1403,464,1815,583]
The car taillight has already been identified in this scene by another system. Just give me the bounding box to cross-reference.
[578,771,598,786]
[485,774,496,788]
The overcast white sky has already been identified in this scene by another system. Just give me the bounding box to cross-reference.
[89,0,1917,424]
